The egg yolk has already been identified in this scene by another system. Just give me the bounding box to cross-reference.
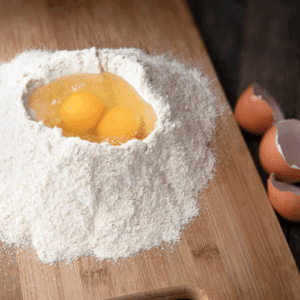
[29,72,157,146]
[97,106,141,138]
[60,92,104,133]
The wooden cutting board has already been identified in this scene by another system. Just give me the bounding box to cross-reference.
[0,1,300,299]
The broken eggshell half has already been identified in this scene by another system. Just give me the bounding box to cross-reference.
[234,83,284,135]
[268,173,300,222]
[259,119,300,183]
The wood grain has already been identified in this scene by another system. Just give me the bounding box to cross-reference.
[0,0,299,299]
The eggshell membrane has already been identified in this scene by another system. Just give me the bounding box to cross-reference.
[259,120,300,183]
[268,173,300,222]
[234,83,284,134]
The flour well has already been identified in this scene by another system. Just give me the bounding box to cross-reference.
[0,47,222,264]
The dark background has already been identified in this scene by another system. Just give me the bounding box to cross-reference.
[186,0,300,272]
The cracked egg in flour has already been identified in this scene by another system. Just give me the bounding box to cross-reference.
[29,72,157,146]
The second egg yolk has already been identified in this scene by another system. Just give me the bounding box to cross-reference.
[97,106,141,138]
[60,92,104,133]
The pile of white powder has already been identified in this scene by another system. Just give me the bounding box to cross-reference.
[0,47,222,264]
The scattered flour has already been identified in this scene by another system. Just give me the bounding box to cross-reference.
[0,47,223,264]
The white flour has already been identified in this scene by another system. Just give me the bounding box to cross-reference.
[0,47,222,264]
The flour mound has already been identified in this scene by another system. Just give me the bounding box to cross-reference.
[0,47,220,264]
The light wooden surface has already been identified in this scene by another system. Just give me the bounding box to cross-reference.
[0,1,300,299]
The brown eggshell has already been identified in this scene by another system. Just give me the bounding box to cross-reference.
[234,83,284,134]
[268,173,300,222]
[259,119,300,183]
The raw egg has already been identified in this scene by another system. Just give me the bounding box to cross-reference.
[259,119,300,183]
[97,106,141,138]
[234,83,284,134]
[60,92,104,133]
[268,173,300,222]
[29,72,157,145]
[105,72,156,138]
